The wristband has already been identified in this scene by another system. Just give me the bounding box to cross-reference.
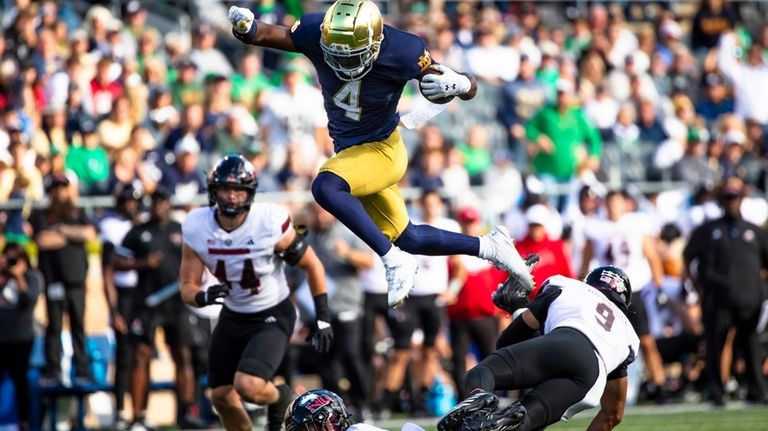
[312,293,330,323]
[194,291,207,308]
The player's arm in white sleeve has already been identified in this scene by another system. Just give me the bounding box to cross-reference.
[585,376,628,431]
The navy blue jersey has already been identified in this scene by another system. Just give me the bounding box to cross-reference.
[290,13,432,152]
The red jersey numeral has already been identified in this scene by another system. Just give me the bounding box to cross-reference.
[214,259,261,295]
[595,302,615,331]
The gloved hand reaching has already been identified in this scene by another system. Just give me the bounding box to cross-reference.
[194,283,229,307]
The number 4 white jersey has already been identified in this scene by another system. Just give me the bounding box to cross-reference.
[182,204,292,314]
[540,275,640,374]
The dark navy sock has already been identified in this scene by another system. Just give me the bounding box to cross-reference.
[394,222,479,256]
[311,172,392,256]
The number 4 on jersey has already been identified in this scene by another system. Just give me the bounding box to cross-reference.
[333,81,362,121]
[214,259,260,295]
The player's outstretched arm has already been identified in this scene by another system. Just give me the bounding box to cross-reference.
[586,377,627,431]
[276,227,333,353]
[229,6,298,52]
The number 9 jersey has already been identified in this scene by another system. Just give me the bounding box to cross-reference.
[182,204,293,313]
[532,275,640,376]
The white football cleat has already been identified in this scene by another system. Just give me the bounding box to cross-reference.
[385,248,419,307]
[483,226,534,291]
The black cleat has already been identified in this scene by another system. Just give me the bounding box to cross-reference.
[267,384,294,431]
[461,402,527,431]
[524,254,540,270]
[438,392,499,431]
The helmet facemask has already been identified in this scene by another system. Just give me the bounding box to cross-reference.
[206,155,258,218]
[320,36,381,81]
[320,0,384,81]
[209,184,255,218]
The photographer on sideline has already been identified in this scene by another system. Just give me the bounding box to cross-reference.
[0,243,44,431]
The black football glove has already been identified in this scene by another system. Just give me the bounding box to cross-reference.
[308,320,334,354]
[194,283,229,307]
[232,23,258,45]
[492,254,540,314]
[307,293,334,354]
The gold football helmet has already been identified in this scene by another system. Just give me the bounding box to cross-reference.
[320,0,384,81]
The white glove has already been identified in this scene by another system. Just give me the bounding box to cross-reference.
[419,64,472,101]
[228,6,255,33]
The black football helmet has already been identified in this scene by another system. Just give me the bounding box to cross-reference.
[284,389,352,431]
[585,265,632,307]
[207,155,258,217]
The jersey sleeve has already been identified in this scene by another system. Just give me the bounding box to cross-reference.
[289,13,324,55]
[607,346,637,380]
[264,203,292,241]
[526,287,563,324]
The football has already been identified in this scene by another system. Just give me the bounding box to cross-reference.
[419,66,455,105]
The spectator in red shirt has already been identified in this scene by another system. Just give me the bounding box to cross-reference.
[90,57,123,117]
[515,204,574,298]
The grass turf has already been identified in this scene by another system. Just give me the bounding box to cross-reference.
[379,403,768,431]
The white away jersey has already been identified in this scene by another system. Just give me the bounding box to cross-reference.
[182,204,292,313]
[585,212,655,289]
[540,275,640,375]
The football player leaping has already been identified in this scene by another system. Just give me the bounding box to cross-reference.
[229,0,533,307]
[180,155,332,431]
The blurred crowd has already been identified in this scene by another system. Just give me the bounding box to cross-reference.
[1,0,768,429]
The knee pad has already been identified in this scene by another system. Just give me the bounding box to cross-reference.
[311,172,350,207]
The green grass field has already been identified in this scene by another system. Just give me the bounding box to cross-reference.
[377,403,768,431]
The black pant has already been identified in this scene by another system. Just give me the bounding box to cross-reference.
[114,288,136,412]
[44,283,89,377]
[317,317,370,407]
[0,340,33,423]
[466,327,600,431]
[702,302,768,401]
[449,316,498,398]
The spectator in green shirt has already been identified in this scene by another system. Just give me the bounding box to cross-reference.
[457,124,492,185]
[65,118,110,195]
[231,52,273,112]
[526,80,602,179]
[526,79,602,209]
[170,58,204,109]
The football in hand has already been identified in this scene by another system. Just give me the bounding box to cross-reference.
[419,66,455,105]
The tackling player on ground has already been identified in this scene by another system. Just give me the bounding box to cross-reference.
[229,0,533,307]
[180,155,332,431]
[438,266,640,431]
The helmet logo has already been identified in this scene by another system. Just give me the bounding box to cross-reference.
[306,395,333,413]
[600,270,626,293]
